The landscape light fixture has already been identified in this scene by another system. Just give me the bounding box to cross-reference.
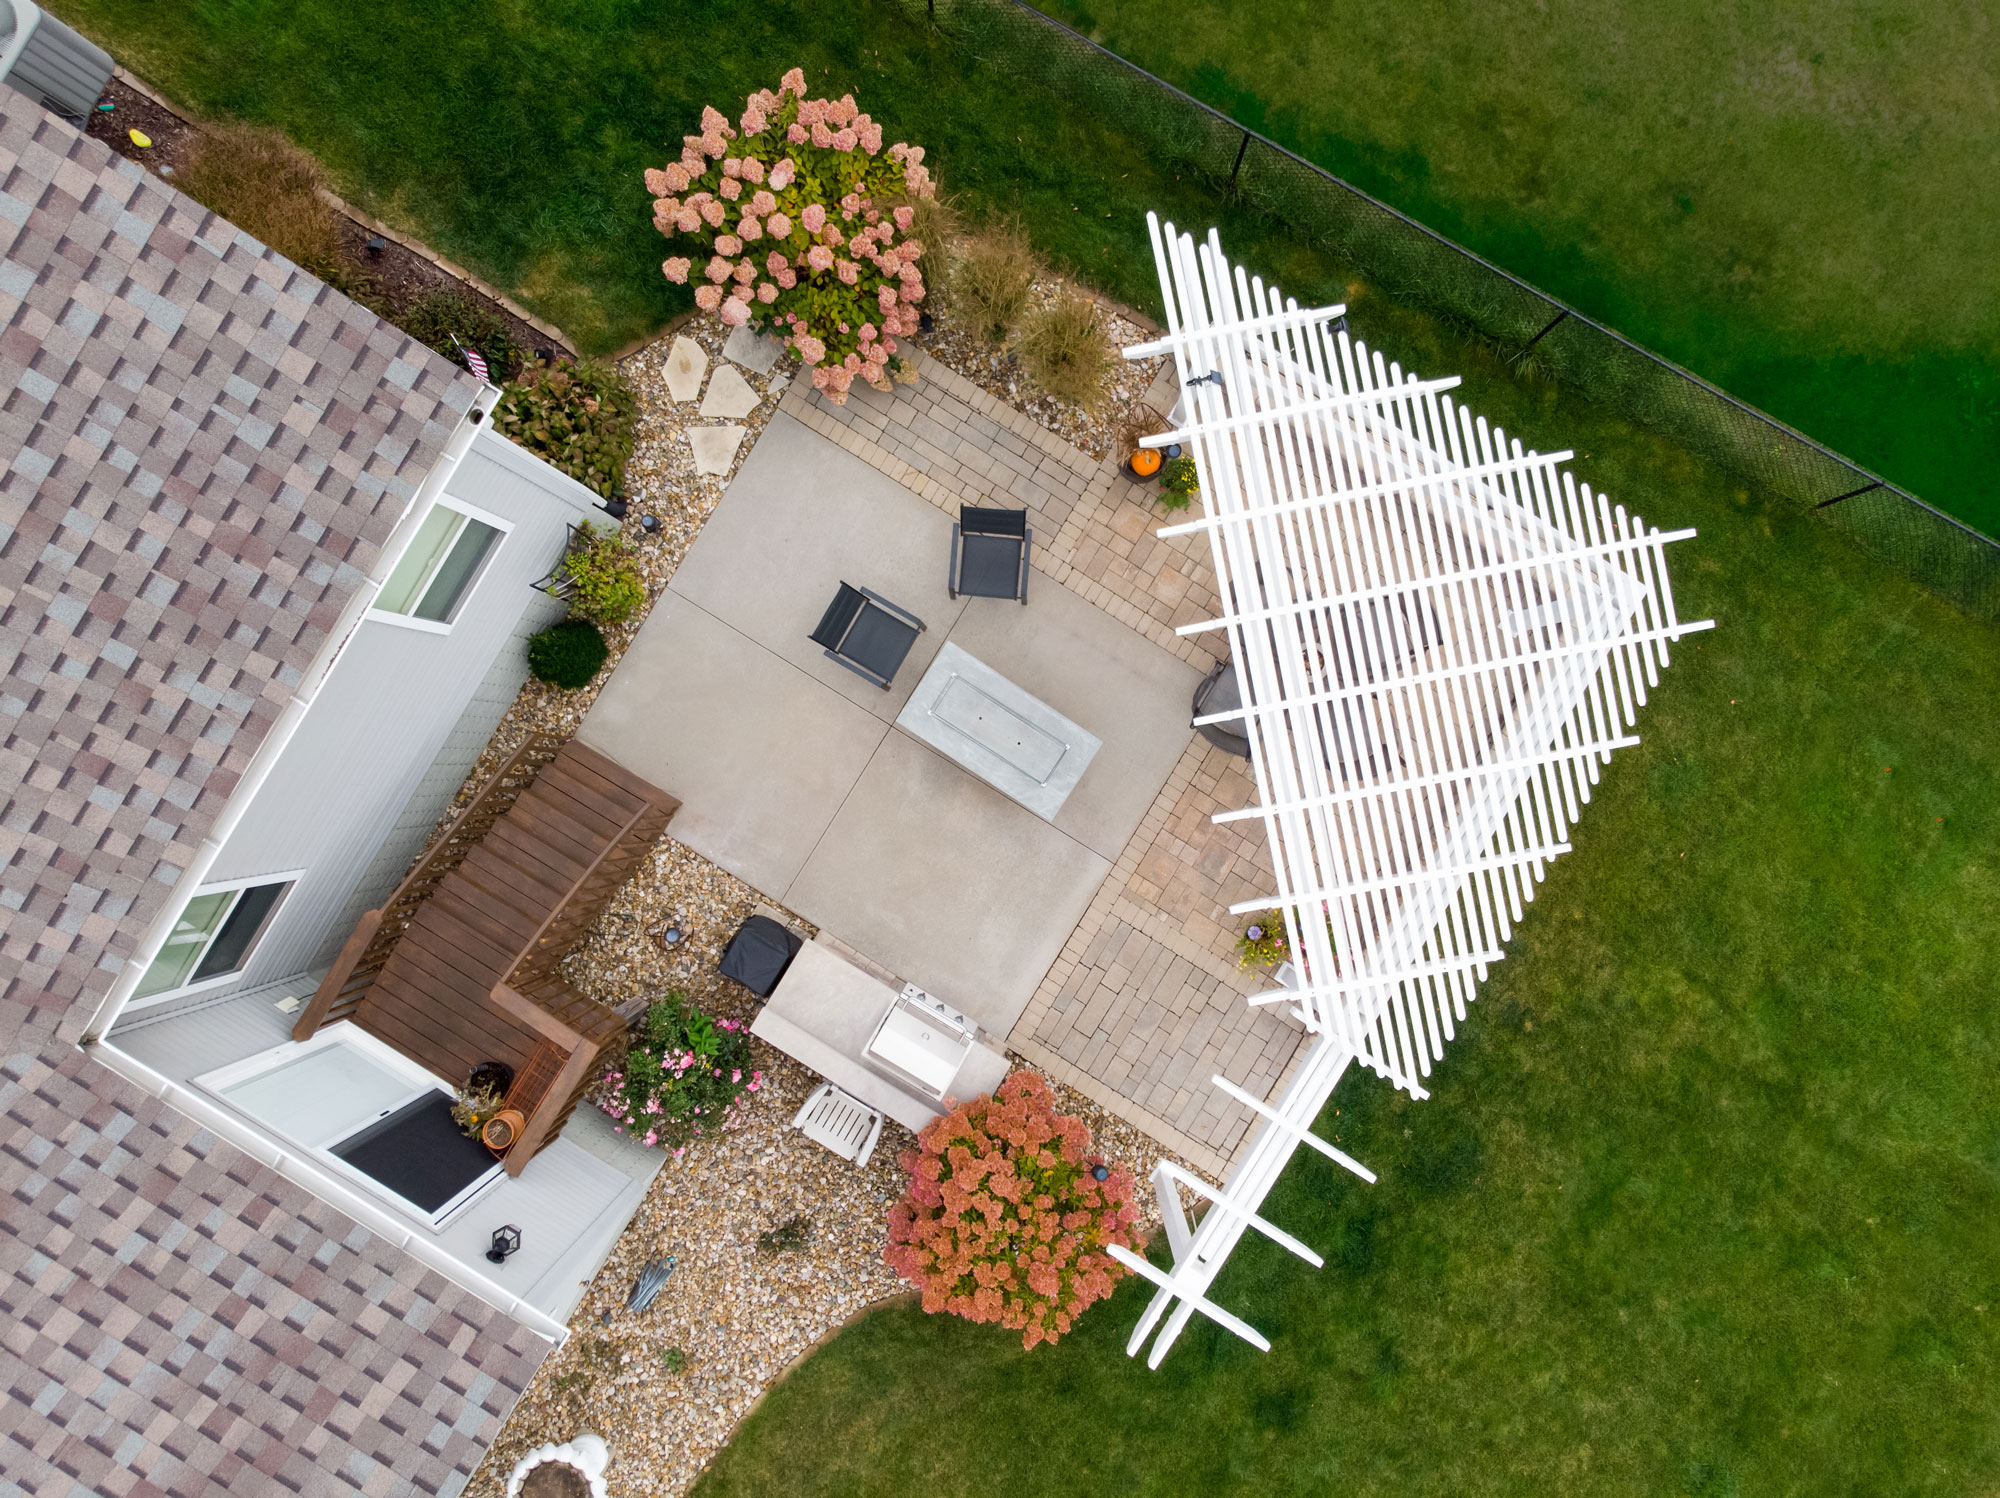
[485,1225,522,1264]
[364,235,387,257]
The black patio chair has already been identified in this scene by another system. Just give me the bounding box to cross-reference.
[809,582,925,690]
[948,506,1030,602]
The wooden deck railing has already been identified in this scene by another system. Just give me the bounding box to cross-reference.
[293,735,560,1041]
[295,734,678,1174]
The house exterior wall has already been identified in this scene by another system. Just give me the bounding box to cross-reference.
[179,425,598,1002]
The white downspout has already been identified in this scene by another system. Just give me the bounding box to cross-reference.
[78,385,499,1043]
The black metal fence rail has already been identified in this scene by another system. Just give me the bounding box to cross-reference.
[901,0,2000,620]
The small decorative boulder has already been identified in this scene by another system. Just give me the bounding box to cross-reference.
[506,1434,610,1498]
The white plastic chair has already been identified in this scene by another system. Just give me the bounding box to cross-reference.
[791,1082,885,1168]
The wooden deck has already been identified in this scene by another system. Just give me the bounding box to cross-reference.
[296,736,679,1173]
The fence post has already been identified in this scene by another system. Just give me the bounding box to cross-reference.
[1228,129,1251,188]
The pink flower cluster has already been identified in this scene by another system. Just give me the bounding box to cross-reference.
[883,1072,1140,1350]
[595,1000,761,1154]
[647,68,934,403]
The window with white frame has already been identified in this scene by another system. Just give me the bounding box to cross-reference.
[133,876,295,1001]
[371,500,505,627]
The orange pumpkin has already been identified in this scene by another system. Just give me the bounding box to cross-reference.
[1128,447,1162,478]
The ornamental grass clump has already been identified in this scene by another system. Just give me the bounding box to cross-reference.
[596,995,762,1155]
[648,67,934,403]
[492,356,636,498]
[178,122,345,276]
[884,1071,1140,1350]
[950,225,1036,343]
[1018,293,1114,410]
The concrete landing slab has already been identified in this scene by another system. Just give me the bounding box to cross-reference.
[784,732,1110,1035]
[671,411,966,722]
[578,592,886,897]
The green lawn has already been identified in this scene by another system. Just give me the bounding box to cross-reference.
[1036,0,2000,535]
[47,2,2000,1490]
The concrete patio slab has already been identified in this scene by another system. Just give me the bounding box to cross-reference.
[947,573,1199,861]
[670,411,967,722]
[578,592,887,897]
[783,732,1111,1035]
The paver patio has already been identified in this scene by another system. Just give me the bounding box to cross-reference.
[580,411,1197,1036]
[587,349,1311,1175]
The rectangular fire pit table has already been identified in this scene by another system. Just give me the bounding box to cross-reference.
[894,642,1101,820]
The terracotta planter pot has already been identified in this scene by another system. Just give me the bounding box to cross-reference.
[482,1108,526,1154]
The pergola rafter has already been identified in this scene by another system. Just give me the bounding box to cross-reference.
[1119,216,1712,1368]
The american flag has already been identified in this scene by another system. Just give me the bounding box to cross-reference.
[450,334,490,383]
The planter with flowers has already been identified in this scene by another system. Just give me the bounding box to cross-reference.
[1235,918,1289,970]
[594,994,762,1156]
[647,67,934,404]
[884,1071,1140,1350]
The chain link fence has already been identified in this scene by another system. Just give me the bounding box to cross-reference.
[898,0,2000,619]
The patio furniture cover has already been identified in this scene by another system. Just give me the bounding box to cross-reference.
[809,582,925,689]
[949,506,1031,602]
[718,914,804,998]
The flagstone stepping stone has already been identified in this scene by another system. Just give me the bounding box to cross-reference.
[721,323,785,375]
[688,425,746,476]
[699,365,762,420]
[664,336,708,403]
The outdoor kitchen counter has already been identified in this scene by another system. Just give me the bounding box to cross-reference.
[750,938,1011,1133]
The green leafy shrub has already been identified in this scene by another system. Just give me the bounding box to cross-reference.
[492,357,636,498]
[553,526,646,625]
[1158,453,1200,512]
[884,1071,1139,1350]
[951,225,1036,343]
[526,618,608,688]
[397,290,522,380]
[1018,293,1114,410]
[649,68,935,402]
[595,996,762,1155]
[178,122,345,275]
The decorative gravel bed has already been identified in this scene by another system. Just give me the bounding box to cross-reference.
[919,278,1169,460]
[450,310,1206,1498]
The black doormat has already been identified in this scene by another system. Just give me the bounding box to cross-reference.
[333,1092,497,1214]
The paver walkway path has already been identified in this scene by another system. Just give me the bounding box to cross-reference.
[783,357,1312,1176]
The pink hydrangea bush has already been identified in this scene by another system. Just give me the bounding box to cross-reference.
[595,994,762,1156]
[884,1071,1140,1350]
[647,67,934,403]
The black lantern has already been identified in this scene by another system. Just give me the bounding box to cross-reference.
[486,1225,523,1263]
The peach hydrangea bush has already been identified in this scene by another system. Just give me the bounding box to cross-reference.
[646,67,934,403]
[884,1071,1141,1349]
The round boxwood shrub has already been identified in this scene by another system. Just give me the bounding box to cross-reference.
[527,618,608,689]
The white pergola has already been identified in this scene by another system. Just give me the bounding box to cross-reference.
[1106,216,1712,1367]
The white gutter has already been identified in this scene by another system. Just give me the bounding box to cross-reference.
[79,384,498,1043]
[82,1038,568,1343]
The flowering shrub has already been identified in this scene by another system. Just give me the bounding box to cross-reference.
[1235,917,1288,969]
[647,67,934,403]
[596,995,762,1155]
[492,357,637,499]
[884,1072,1140,1349]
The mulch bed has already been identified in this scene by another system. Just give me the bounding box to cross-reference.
[84,78,553,369]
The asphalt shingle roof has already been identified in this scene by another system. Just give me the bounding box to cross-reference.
[0,99,548,1498]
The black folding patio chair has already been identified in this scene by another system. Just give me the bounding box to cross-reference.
[809,582,926,689]
[948,506,1031,602]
